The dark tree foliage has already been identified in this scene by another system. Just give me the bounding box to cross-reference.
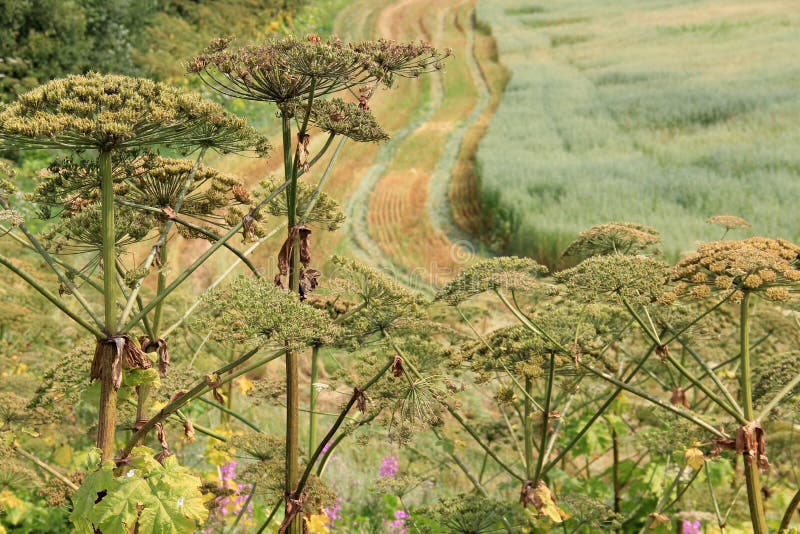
[0,0,309,102]
[0,0,157,101]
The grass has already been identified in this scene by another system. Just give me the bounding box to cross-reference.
[474,0,800,267]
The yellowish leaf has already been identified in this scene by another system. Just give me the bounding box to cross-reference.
[649,513,669,528]
[0,488,25,514]
[684,448,705,470]
[533,481,570,523]
[236,377,254,395]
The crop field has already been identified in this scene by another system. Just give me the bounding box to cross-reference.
[475,0,800,266]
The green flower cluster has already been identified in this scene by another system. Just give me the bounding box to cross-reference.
[555,254,668,305]
[0,72,268,154]
[329,255,426,343]
[201,276,341,349]
[562,222,660,258]
[261,178,345,231]
[436,257,547,305]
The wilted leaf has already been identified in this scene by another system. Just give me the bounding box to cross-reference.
[684,448,705,470]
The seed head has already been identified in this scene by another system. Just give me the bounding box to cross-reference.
[706,214,751,231]
[329,256,426,343]
[285,98,389,142]
[201,276,341,348]
[672,237,800,302]
[261,178,345,231]
[562,222,660,258]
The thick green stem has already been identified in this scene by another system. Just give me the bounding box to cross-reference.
[611,426,621,529]
[524,377,534,479]
[282,85,305,532]
[97,149,117,460]
[740,292,768,534]
[780,486,800,532]
[533,352,555,483]
[309,344,320,455]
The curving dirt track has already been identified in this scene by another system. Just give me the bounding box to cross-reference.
[330,0,499,293]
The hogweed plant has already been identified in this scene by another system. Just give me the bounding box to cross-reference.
[0,72,284,532]
[188,34,450,532]
[432,221,800,532]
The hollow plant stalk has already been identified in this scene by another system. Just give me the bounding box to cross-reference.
[740,292,768,533]
[524,377,534,480]
[97,149,118,460]
[309,344,321,455]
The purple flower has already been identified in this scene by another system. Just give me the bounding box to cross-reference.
[388,509,408,533]
[202,462,252,532]
[219,461,237,483]
[379,456,398,478]
[681,520,702,534]
[324,497,342,524]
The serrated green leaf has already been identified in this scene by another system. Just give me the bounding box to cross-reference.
[128,445,162,474]
[70,462,116,534]
[138,456,208,533]
[69,451,206,534]
[90,476,150,534]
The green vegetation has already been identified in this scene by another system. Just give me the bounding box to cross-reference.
[474,0,800,266]
[0,0,310,100]
[2,2,800,534]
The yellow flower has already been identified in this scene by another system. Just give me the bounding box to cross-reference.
[305,511,330,534]
[236,376,254,396]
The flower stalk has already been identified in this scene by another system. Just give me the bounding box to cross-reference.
[740,292,768,533]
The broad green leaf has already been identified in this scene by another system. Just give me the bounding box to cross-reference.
[69,462,116,534]
[90,476,150,534]
[70,450,206,534]
[128,445,162,474]
[138,456,208,533]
